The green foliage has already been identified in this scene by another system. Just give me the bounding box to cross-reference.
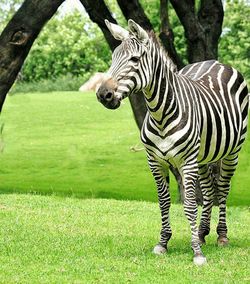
[21,12,111,82]
[1,91,249,206]
[0,0,22,31]
[0,194,249,283]
[219,0,250,83]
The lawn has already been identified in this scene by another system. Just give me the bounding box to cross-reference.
[0,194,249,283]
[0,91,250,206]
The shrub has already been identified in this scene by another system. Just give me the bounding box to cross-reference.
[20,11,111,82]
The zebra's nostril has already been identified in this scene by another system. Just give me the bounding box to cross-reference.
[105,92,113,101]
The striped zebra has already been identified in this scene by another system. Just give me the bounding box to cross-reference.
[96,20,249,265]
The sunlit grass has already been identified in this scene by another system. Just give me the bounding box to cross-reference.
[0,194,249,283]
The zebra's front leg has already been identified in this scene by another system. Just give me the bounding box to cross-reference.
[148,156,172,255]
[181,163,207,265]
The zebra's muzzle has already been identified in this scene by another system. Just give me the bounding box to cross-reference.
[96,78,121,110]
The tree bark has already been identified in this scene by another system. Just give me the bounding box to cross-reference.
[198,0,224,60]
[0,0,65,112]
[159,0,184,69]
[170,0,224,63]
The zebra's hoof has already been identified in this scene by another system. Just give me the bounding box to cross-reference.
[153,244,167,255]
[193,255,207,266]
[217,237,229,247]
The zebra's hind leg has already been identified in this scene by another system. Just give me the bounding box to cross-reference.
[181,163,207,265]
[216,153,239,246]
[147,155,172,255]
[198,164,215,245]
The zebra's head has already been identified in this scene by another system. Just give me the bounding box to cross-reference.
[96,19,151,110]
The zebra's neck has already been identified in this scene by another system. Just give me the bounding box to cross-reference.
[143,42,179,128]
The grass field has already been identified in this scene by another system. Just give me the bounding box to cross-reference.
[0,194,249,283]
[0,91,249,206]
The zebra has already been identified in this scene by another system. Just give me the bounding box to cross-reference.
[96,19,249,265]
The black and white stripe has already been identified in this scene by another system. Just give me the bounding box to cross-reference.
[97,20,249,265]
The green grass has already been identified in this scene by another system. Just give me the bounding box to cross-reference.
[0,194,249,283]
[0,91,250,206]
[0,91,171,202]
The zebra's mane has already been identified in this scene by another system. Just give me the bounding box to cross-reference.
[147,31,177,73]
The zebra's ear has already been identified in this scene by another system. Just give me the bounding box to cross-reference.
[105,19,129,41]
[128,19,149,45]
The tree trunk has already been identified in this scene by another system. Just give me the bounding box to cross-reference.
[159,0,184,69]
[170,0,224,63]
[0,0,65,112]
[197,0,224,60]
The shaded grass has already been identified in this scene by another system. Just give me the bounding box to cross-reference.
[0,194,249,283]
[0,91,250,206]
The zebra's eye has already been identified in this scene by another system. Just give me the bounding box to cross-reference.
[130,56,140,63]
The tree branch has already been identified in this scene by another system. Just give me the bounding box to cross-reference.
[159,0,183,69]
[170,0,223,62]
[116,0,153,31]
[79,0,120,51]
[170,0,199,41]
